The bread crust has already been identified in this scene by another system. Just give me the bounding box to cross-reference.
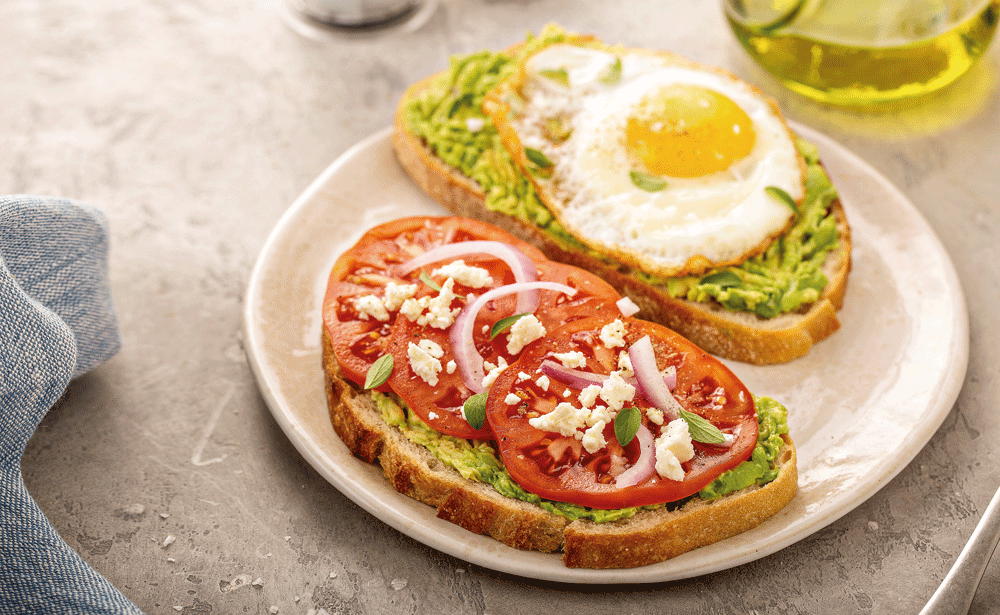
[322,325,797,568]
[392,57,852,365]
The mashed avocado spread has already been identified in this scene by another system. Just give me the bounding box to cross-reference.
[403,26,841,319]
[374,391,789,523]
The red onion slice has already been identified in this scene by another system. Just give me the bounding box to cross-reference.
[539,360,607,389]
[614,424,655,488]
[629,335,683,422]
[398,240,540,314]
[451,281,578,393]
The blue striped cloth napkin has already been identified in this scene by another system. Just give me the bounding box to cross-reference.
[0,196,142,614]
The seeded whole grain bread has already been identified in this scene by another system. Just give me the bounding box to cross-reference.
[322,326,798,569]
[391,63,852,366]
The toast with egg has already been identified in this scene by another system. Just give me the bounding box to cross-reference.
[323,324,798,569]
[392,27,851,365]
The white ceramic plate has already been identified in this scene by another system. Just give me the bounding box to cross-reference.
[243,124,968,583]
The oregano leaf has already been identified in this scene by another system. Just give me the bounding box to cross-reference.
[680,409,726,444]
[364,354,394,390]
[525,147,554,168]
[490,312,530,340]
[615,407,642,447]
[765,185,799,213]
[463,393,488,430]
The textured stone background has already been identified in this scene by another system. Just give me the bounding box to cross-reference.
[4,0,999,613]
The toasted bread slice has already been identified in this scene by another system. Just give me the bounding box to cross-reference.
[322,326,797,569]
[392,39,851,366]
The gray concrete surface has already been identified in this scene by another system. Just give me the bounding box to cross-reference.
[5,0,1000,613]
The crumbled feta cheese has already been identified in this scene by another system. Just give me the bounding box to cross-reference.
[655,418,695,481]
[354,295,389,322]
[428,411,439,420]
[535,375,550,391]
[408,340,443,385]
[528,402,589,437]
[587,405,614,427]
[400,296,428,321]
[578,384,602,409]
[504,393,522,405]
[400,278,462,329]
[506,315,546,355]
[600,319,627,348]
[646,407,665,426]
[481,356,508,388]
[553,351,587,368]
[445,360,456,374]
[517,371,532,382]
[581,420,608,453]
[599,371,636,410]
[431,260,494,288]
[383,282,418,311]
[617,352,634,378]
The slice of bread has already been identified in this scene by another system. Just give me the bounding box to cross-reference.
[391,41,852,366]
[322,325,798,569]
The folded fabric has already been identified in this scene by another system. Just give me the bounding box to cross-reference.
[0,196,142,614]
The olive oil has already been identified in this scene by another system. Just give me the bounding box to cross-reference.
[725,0,1000,105]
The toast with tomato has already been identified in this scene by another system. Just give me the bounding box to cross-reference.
[391,25,851,365]
[322,216,797,569]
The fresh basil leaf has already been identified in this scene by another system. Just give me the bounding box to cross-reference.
[490,312,530,340]
[615,407,642,447]
[680,409,726,444]
[364,354,394,390]
[463,392,488,430]
[538,67,570,87]
[598,57,622,85]
[699,270,742,288]
[525,147,554,168]
[630,170,668,192]
[419,270,441,291]
[765,185,799,213]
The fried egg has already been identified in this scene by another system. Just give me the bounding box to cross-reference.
[498,43,805,277]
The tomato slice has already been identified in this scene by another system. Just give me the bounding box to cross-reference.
[387,260,623,440]
[485,314,758,509]
[322,216,546,389]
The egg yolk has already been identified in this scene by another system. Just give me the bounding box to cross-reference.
[625,84,756,178]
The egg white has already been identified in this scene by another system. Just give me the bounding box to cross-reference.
[512,44,805,277]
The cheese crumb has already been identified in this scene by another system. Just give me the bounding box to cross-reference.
[553,351,587,368]
[383,282,418,311]
[617,352,634,378]
[578,384,602,409]
[400,278,462,329]
[506,315,546,355]
[599,371,636,410]
[407,340,444,385]
[354,295,389,322]
[446,360,456,374]
[581,420,608,453]
[587,405,614,427]
[431,260,493,288]
[517,371,532,382]
[655,418,695,481]
[646,407,665,426]
[481,356,508,388]
[535,375,550,391]
[600,319,627,348]
[504,393,522,405]
[528,402,589,437]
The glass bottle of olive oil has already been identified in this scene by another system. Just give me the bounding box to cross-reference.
[725,0,1000,105]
